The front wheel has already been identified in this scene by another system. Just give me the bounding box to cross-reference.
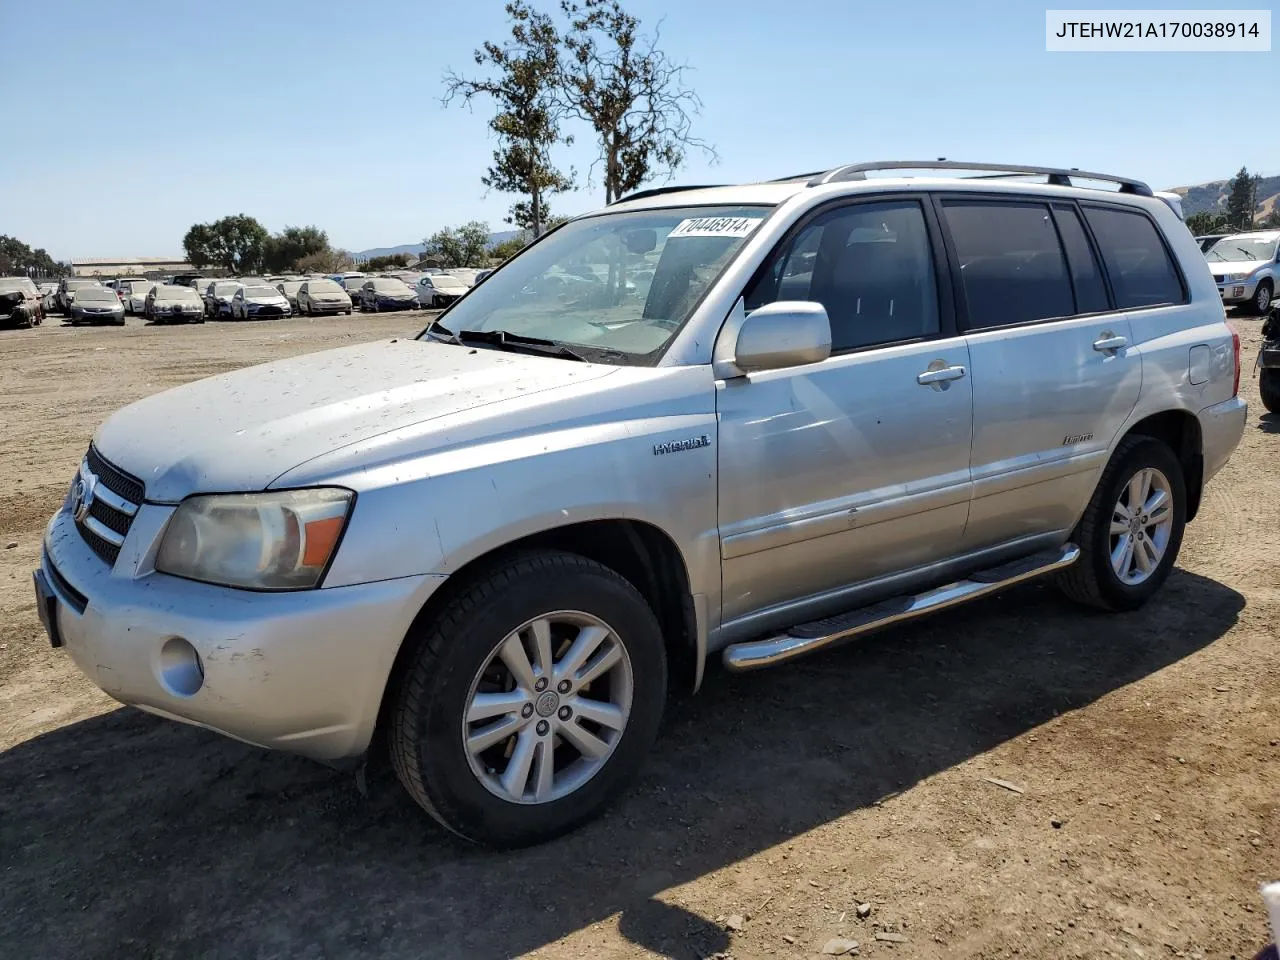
[1261,367,1280,414]
[1057,435,1186,611]
[390,551,667,848]
[1250,280,1274,316]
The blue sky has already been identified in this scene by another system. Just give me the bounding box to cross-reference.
[3,0,1275,260]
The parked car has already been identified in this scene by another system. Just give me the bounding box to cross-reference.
[277,280,306,311]
[120,280,156,315]
[110,277,148,305]
[338,272,367,296]
[145,284,205,324]
[296,279,353,316]
[358,277,419,312]
[0,277,44,327]
[33,160,1247,848]
[1205,230,1280,314]
[1196,233,1229,254]
[37,281,58,315]
[415,272,469,308]
[204,280,243,318]
[444,268,480,288]
[171,273,206,289]
[229,284,291,319]
[55,278,103,314]
[68,285,126,325]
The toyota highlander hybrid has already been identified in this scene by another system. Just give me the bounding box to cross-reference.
[35,161,1246,847]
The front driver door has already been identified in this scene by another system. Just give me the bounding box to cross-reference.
[716,196,973,631]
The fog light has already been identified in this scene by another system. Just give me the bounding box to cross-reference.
[158,637,204,697]
[1234,286,1245,298]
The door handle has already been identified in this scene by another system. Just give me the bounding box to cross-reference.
[916,364,966,387]
[1093,334,1127,353]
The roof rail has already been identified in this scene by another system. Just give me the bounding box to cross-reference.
[806,160,1154,197]
[611,184,725,205]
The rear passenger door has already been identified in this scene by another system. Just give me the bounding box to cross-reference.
[937,196,1143,550]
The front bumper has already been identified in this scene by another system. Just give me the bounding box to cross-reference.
[1215,276,1260,304]
[40,503,444,761]
[1198,394,1248,486]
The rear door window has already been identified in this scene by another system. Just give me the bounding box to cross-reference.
[941,200,1075,329]
[1081,206,1185,309]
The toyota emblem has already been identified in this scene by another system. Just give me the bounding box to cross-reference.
[70,473,97,523]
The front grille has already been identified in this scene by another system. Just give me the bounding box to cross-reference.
[86,444,144,504]
[74,446,144,567]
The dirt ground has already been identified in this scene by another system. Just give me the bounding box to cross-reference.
[1,310,1277,960]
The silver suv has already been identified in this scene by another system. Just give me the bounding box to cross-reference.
[35,161,1247,847]
[1204,229,1279,315]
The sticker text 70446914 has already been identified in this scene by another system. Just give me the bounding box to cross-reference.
[667,217,763,239]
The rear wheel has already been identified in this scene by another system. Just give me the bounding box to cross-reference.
[390,550,667,848]
[1057,436,1186,611]
[1261,368,1280,414]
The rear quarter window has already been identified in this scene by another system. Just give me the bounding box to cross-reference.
[1081,206,1185,309]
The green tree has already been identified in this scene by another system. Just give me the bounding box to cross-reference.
[424,221,492,268]
[184,215,270,273]
[182,223,215,270]
[1185,211,1229,236]
[1226,167,1256,231]
[296,248,355,274]
[560,0,715,204]
[1262,209,1280,229]
[444,0,573,236]
[489,233,531,261]
[264,225,330,272]
[0,235,70,278]
[360,253,414,272]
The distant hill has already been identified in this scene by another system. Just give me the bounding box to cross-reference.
[352,230,521,261]
[1166,173,1280,222]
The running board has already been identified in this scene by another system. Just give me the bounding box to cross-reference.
[721,544,1080,672]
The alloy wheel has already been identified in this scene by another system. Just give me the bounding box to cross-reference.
[1109,467,1175,585]
[462,611,633,805]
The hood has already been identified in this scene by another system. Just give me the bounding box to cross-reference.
[93,339,616,501]
[1207,259,1269,277]
[245,294,288,304]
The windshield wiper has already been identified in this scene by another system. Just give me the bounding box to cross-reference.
[425,319,461,344]
[457,328,588,362]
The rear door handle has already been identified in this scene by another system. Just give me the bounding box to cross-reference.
[1093,334,1127,353]
[916,365,967,386]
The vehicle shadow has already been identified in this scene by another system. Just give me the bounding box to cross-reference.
[0,569,1243,960]
[1257,413,1280,434]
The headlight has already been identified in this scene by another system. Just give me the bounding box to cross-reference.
[1223,273,1247,282]
[156,488,354,590]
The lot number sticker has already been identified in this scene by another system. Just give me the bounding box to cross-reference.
[668,217,762,239]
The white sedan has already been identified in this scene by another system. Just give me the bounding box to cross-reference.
[415,273,470,308]
[121,280,156,316]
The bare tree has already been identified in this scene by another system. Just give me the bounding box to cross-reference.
[559,0,716,204]
[444,1,573,236]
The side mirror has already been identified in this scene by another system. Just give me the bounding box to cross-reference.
[714,300,831,377]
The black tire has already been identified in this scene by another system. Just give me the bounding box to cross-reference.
[1261,368,1280,414]
[345,308,352,315]
[389,550,667,848]
[1057,435,1187,612]
[1249,280,1274,316]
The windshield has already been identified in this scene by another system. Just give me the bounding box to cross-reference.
[77,288,119,303]
[0,278,39,295]
[243,285,278,297]
[154,286,200,302]
[281,281,304,295]
[65,279,97,291]
[212,282,241,296]
[431,275,467,290]
[371,279,409,293]
[420,205,770,362]
[1206,236,1278,262]
[307,280,343,294]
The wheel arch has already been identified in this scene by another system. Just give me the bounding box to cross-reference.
[1120,409,1204,521]
[374,518,700,749]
